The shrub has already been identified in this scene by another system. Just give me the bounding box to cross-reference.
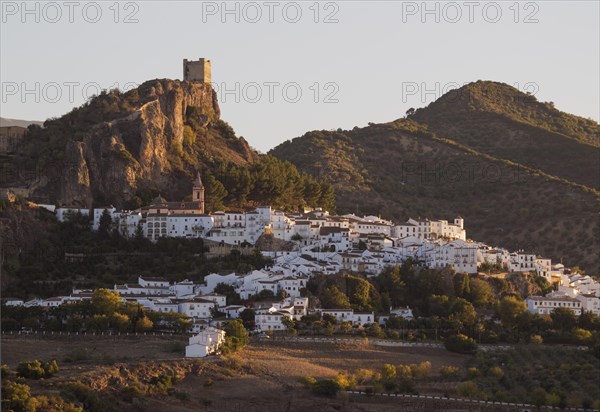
[467,367,480,378]
[120,385,144,403]
[380,364,397,381]
[15,359,57,379]
[573,328,592,343]
[444,334,477,354]
[488,366,504,379]
[298,376,317,387]
[183,126,196,147]
[311,379,340,396]
[530,334,543,344]
[333,373,356,390]
[411,361,432,379]
[61,381,108,411]
[439,365,460,378]
[148,374,176,395]
[458,381,479,398]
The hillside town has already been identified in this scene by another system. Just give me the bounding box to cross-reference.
[6,174,598,338]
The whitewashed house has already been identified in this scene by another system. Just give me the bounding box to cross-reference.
[525,294,583,315]
[178,297,217,319]
[255,307,293,331]
[199,293,227,307]
[223,305,246,318]
[185,327,226,358]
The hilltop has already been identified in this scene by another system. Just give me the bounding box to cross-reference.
[1,79,333,211]
[270,81,600,273]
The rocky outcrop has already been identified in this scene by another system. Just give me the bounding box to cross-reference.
[17,79,251,208]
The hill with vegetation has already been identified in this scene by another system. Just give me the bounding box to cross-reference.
[0,79,334,212]
[270,81,600,273]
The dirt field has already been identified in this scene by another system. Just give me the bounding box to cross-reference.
[1,335,523,411]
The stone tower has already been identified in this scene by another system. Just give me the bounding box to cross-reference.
[183,58,211,83]
[193,172,205,214]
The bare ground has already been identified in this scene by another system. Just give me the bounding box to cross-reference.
[1,335,523,411]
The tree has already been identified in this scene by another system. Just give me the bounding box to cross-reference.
[578,312,600,330]
[367,323,385,338]
[376,266,406,307]
[450,298,477,328]
[468,278,495,307]
[497,296,526,328]
[282,317,297,335]
[551,307,577,332]
[319,183,336,213]
[203,172,228,212]
[531,387,549,408]
[454,273,471,297]
[223,319,249,353]
[444,334,477,354]
[134,223,144,240]
[239,308,256,329]
[320,285,351,309]
[214,283,242,305]
[87,314,110,332]
[91,289,122,316]
[135,316,153,332]
[111,312,130,332]
[98,209,113,235]
[405,108,415,117]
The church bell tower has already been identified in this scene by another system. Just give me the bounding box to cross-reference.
[193,172,205,213]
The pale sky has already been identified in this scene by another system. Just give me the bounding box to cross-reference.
[1,1,598,152]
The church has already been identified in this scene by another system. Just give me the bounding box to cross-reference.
[143,173,213,241]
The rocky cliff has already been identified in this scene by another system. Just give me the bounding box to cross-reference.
[6,79,253,208]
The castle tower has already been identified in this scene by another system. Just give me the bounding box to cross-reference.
[183,58,211,83]
[193,172,205,213]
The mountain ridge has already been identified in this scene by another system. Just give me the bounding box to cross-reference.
[270,81,600,273]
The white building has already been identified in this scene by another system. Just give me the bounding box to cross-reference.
[255,307,293,331]
[318,309,375,326]
[185,327,226,358]
[56,207,90,222]
[577,294,600,316]
[525,294,583,316]
[178,297,216,319]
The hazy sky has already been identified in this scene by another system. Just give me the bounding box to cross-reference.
[1,1,598,152]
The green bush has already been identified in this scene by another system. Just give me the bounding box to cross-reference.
[311,379,340,396]
[444,334,477,354]
[439,365,460,378]
[16,359,58,379]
